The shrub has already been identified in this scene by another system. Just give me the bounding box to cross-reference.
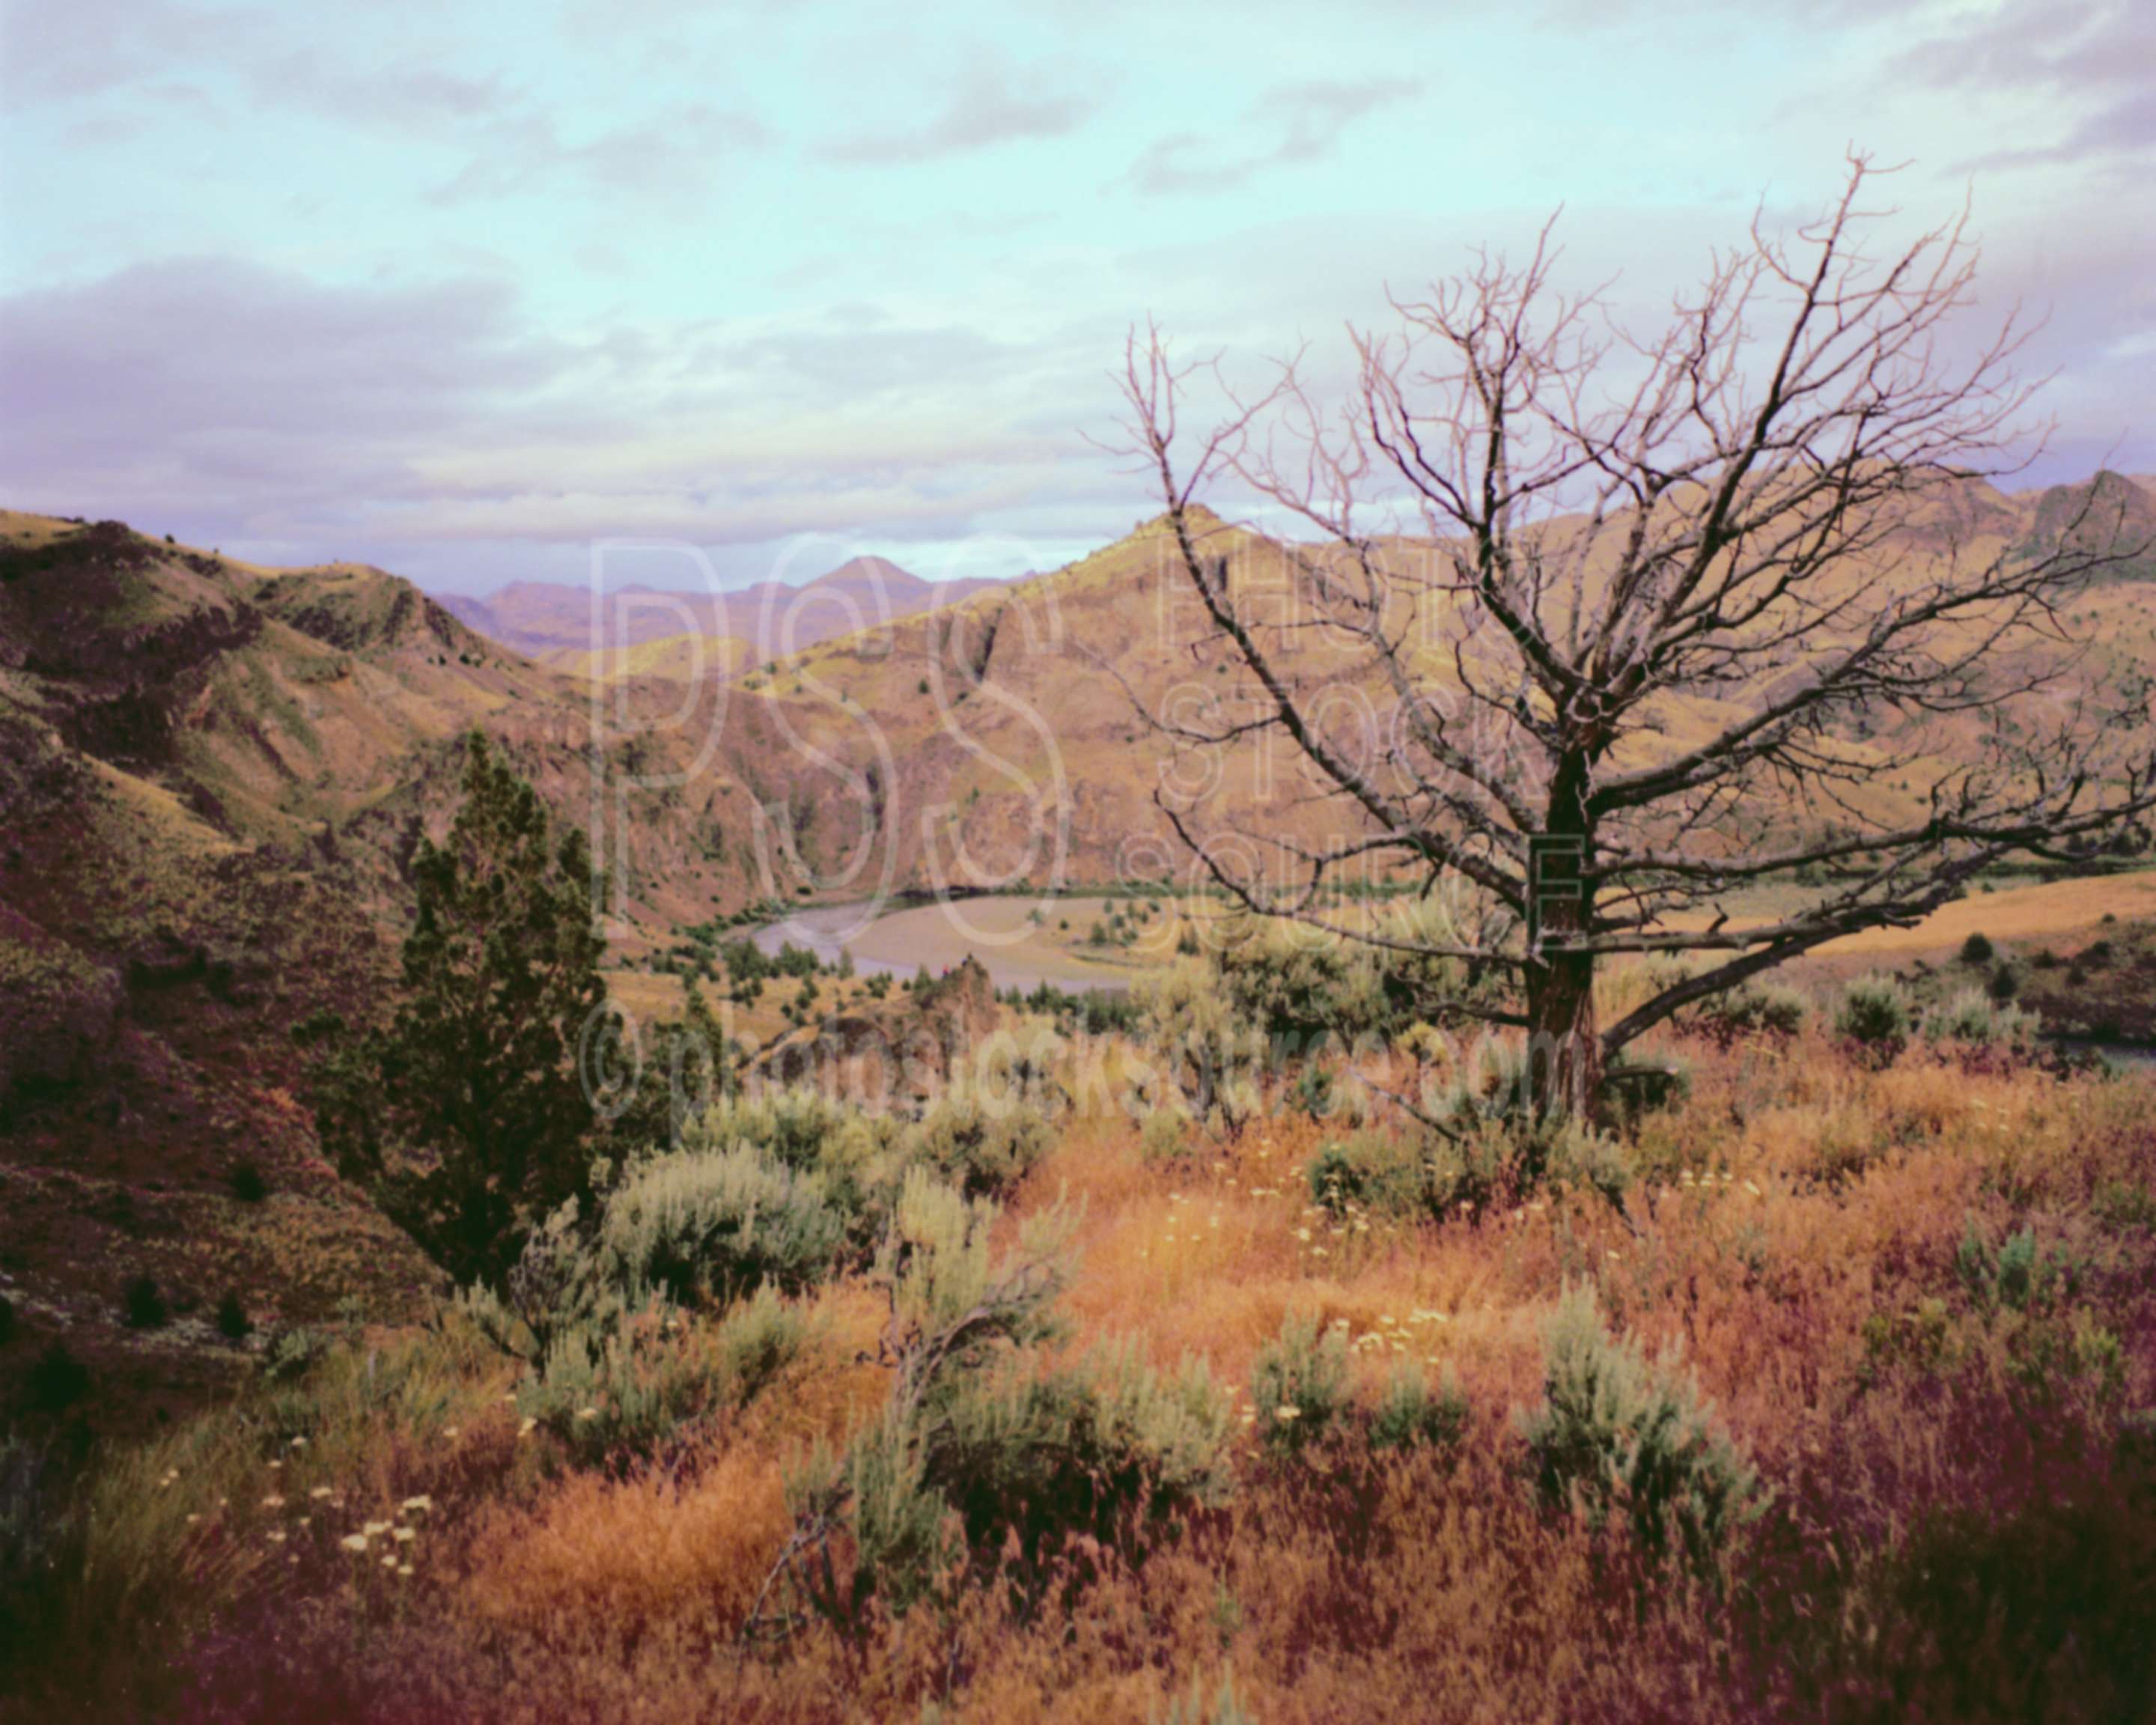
[1518,1284,1760,1578]
[1955,1223,2082,1314]
[121,1277,167,1331]
[595,1145,848,1307]
[1208,898,1493,1045]
[1986,959,2021,1004]
[913,1345,1231,1600]
[2093,1181,2156,1232]
[1959,931,1995,965]
[1836,974,1911,1056]
[1307,1130,1430,1220]
[1544,1123,1635,1208]
[213,1294,251,1340]
[1602,1058,1691,1128]
[0,1294,13,1348]
[1135,964,1265,1136]
[1250,1312,1353,1457]
[226,1160,267,1204]
[257,1327,328,1384]
[519,1285,808,1464]
[1693,983,1809,1043]
[1923,988,2041,1050]
[1368,1361,1470,1453]
[26,1342,89,1412]
[1292,1062,1335,1119]
[907,1093,1053,1201]
[1140,1107,1193,1166]
[774,1172,1227,1626]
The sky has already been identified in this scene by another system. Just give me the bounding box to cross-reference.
[1,0,2152,596]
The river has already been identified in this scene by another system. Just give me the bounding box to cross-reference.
[749,895,1155,994]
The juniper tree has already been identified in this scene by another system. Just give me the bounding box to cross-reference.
[315,729,606,1286]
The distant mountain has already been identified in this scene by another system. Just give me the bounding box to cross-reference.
[2020,469,2156,585]
[438,555,1004,669]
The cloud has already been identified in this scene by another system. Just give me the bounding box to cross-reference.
[0,0,763,207]
[1127,77,1422,195]
[0,0,251,106]
[432,103,770,202]
[0,258,1119,568]
[820,56,1098,164]
[0,259,570,537]
[1891,0,2156,168]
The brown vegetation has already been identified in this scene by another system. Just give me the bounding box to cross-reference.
[10,1007,2155,1722]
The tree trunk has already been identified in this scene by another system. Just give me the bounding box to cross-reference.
[1525,949,1601,1122]
[1529,749,1602,1122]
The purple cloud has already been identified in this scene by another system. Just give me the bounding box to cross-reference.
[1893,1,2156,168]
[0,258,567,538]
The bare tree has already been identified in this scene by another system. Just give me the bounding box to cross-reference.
[1110,154,2156,1121]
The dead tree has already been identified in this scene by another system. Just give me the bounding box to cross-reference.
[1110,153,2156,1122]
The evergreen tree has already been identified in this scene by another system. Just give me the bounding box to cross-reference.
[314,729,606,1287]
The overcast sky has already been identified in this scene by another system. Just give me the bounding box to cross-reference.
[2,0,2151,594]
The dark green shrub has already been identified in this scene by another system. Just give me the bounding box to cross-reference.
[308,731,608,1289]
[213,1294,251,1340]
[122,1277,167,1330]
[227,1161,267,1204]
[1836,974,1910,1057]
[1955,1223,2082,1314]
[1959,931,1995,965]
[1293,1063,1335,1119]
[27,1342,89,1411]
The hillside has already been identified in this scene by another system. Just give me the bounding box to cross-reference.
[666,472,2156,900]
[0,514,886,1426]
[440,556,1003,666]
[3,474,2152,1431]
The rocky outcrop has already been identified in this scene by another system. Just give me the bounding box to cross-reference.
[752,955,1002,1107]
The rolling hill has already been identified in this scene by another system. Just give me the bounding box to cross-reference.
[440,556,1003,667]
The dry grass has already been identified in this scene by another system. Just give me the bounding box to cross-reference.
[14,1028,2156,1723]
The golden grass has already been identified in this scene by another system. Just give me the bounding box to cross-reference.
[18,1026,2156,1723]
[1821,868,2156,955]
